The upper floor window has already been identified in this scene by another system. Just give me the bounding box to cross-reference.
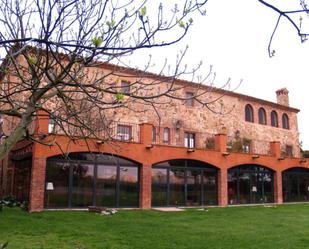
[245,104,254,122]
[282,113,289,129]
[48,118,56,133]
[120,81,130,94]
[285,145,293,157]
[184,132,195,148]
[185,92,194,107]
[258,108,267,125]
[117,124,132,141]
[271,111,278,127]
[163,127,171,144]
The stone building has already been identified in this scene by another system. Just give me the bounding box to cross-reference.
[0,63,308,212]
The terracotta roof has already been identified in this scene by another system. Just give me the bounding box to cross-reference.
[0,47,299,113]
[100,62,300,113]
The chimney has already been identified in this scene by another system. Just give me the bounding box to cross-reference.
[276,88,289,106]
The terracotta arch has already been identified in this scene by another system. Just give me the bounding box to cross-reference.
[151,158,220,169]
[46,151,143,165]
[227,162,276,172]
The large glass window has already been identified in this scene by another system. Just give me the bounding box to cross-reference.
[96,165,117,207]
[119,166,139,207]
[71,163,94,207]
[45,161,70,208]
[152,168,168,206]
[283,168,309,202]
[152,160,218,207]
[45,153,140,208]
[228,164,274,205]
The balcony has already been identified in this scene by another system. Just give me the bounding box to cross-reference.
[51,121,140,143]
[152,126,216,150]
[227,136,272,156]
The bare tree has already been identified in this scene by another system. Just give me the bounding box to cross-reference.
[258,0,309,57]
[0,0,231,159]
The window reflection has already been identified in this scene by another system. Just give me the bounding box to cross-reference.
[228,164,274,205]
[152,160,218,207]
[45,153,140,208]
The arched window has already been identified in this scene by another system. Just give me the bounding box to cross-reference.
[271,111,278,127]
[245,104,254,122]
[258,108,267,125]
[163,127,170,144]
[282,113,289,129]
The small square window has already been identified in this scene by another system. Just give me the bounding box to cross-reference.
[185,92,194,107]
[184,132,195,148]
[120,81,130,94]
[117,125,132,141]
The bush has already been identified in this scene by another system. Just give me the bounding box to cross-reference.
[0,195,28,211]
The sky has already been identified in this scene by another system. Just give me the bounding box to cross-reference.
[128,0,309,149]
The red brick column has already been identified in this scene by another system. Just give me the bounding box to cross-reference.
[139,123,153,146]
[29,157,46,212]
[270,141,281,157]
[218,168,228,206]
[274,170,283,204]
[215,134,227,152]
[35,109,49,135]
[139,164,152,209]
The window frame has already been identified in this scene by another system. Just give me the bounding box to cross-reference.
[282,113,289,129]
[120,80,130,94]
[185,92,194,107]
[116,124,132,141]
[245,104,254,123]
[184,132,195,148]
[163,127,171,144]
[271,110,278,127]
[258,107,267,125]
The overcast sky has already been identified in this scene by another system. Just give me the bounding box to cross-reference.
[128,0,309,149]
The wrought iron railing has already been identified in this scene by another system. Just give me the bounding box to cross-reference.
[227,136,272,156]
[152,126,216,150]
[53,121,140,143]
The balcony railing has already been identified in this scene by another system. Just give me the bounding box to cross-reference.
[52,121,140,143]
[152,126,216,150]
[227,136,272,156]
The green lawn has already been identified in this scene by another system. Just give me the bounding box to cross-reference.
[1,204,309,249]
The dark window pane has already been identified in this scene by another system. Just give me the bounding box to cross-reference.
[283,168,309,202]
[120,81,130,94]
[45,161,70,208]
[169,168,185,206]
[228,171,238,205]
[258,108,266,125]
[238,172,251,204]
[203,171,218,205]
[152,168,168,206]
[119,167,139,207]
[228,165,274,205]
[271,111,278,127]
[71,163,94,207]
[245,104,254,122]
[96,165,117,207]
[185,92,194,107]
[186,169,202,206]
[282,114,289,129]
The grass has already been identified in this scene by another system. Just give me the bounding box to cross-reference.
[1,204,309,249]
